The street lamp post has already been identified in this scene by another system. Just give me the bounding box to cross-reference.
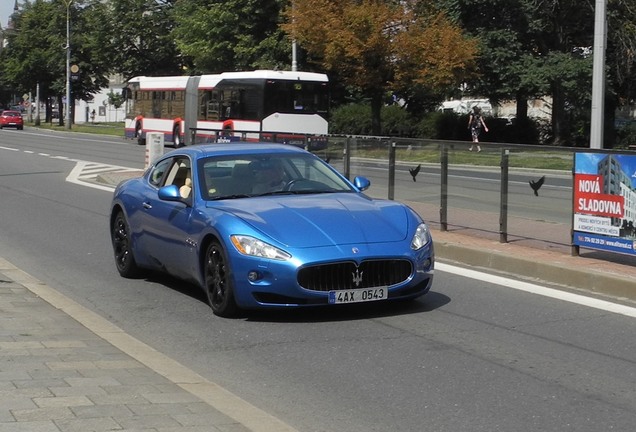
[64,0,72,130]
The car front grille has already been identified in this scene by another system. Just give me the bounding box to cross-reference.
[298,259,412,292]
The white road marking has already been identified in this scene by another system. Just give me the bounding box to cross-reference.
[436,262,636,318]
[66,160,138,192]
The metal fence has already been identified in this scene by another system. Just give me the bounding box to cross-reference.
[320,135,636,257]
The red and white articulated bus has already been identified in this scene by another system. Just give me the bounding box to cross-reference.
[123,70,329,148]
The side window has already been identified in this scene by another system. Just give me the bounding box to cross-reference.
[163,157,192,188]
[149,159,172,187]
[163,157,193,199]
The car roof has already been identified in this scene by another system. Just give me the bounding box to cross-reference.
[164,143,309,160]
[2,111,20,115]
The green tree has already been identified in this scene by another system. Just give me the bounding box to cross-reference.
[107,0,182,78]
[1,0,72,123]
[1,1,118,124]
[172,0,292,74]
[442,0,636,147]
[282,0,477,135]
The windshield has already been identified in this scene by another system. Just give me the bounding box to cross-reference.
[198,153,353,200]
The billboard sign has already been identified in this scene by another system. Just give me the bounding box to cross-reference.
[573,153,636,256]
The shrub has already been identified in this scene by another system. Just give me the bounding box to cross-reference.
[329,104,372,135]
[615,122,636,149]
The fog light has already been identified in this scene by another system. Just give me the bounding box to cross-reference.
[248,271,260,282]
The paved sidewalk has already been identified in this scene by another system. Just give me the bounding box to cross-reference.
[0,258,298,432]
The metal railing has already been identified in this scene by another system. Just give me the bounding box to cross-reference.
[321,135,634,258]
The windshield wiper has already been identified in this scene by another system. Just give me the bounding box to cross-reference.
[255,189,340,197]
[210,194,251,200]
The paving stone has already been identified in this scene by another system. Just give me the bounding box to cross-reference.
[0,421,61,432]
[33,395,94,408]
[53,416,122,432]
[13,378,67,389]
[64,376,122,387]
[49,385,107,397]
[87,393,150,406]
[116,414,183,430]
[11,406,75,422]
[128,402,209,416]
[70,403,134,419]
[142,392,201,404]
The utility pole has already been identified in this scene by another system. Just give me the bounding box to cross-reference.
[590,0,606,149]
[64,0,73,130]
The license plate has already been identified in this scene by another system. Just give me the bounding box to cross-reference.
[328,287,387,304]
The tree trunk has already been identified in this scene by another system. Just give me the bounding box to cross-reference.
[515,93,528,123]
[58,95,65,127]
[370,91,382,136]
[551,83,567,145]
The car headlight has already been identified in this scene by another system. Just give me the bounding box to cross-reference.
[230,235,291,261]
[410,223,431,250]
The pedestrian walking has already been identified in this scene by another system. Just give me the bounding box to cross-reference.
[468,106,488,152]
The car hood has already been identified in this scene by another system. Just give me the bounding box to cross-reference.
[209,193,410,248]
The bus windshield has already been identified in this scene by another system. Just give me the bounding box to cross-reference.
[263,80,329,118]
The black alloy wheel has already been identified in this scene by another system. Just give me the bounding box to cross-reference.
[112,212,142,278]
[204,241,238,317]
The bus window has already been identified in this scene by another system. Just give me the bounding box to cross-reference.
[263,80,328,118]
[214,82,262,121]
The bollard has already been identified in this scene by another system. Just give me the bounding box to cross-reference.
[145,132,164,168]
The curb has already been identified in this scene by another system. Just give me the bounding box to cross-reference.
[433,233,636,302]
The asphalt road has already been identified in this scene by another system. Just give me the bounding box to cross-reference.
[1,128,635,431]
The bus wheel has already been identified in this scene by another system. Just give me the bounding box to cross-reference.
[135,123,145,146]
[173,124,183,148]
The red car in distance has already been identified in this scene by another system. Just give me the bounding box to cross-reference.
[0,110,24,130]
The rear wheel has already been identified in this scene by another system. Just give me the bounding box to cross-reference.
[203,241,238,317]
[111,211,143,278]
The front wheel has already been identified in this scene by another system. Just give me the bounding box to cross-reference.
[111,211,143,278]
[203,241,238,317]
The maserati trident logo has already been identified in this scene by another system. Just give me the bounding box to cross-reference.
[352,268,364,287]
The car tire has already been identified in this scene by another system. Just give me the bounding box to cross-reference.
[112,211,143,278]
[203,240,238,317]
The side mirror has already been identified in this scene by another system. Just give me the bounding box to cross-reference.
[353,176,370,191]
[158,185,182,201]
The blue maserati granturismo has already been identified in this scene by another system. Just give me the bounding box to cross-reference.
[110,143,434,317]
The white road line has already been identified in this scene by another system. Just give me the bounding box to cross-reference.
[65,161,138,192]
[436,262,636,318]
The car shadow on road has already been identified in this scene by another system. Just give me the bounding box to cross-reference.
[144,272,450,323]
